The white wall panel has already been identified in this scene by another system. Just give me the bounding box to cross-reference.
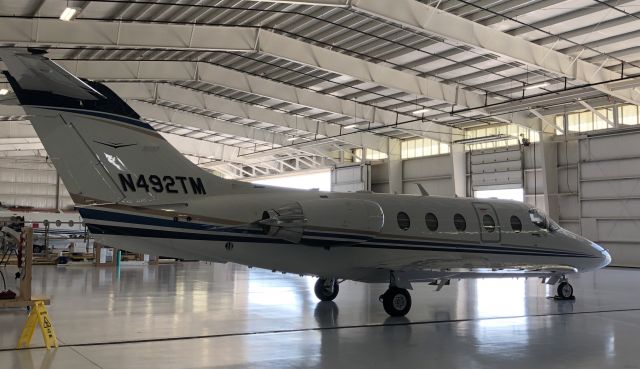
[580,157,640,180]
[582,179,640,199]
[402,155,454,196]
[581,133,640,160]
[597,219,640,243]
[557,167,578,194]
[370,163,388,185]
[568,130,640,266]
[558,196,580,220]
[403,155,452,180]
[583,199,640,218]
[331,164,369,192]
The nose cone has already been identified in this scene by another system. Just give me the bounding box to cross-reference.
[591,242,611,268]
[600,248,612,268]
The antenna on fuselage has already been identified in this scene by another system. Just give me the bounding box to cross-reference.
[416,183,429,196]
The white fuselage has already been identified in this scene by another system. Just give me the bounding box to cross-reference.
[80,189,610,283]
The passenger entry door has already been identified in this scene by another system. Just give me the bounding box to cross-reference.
[473,203,501,243]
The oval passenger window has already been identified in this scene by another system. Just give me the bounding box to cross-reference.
[453,214,466,232]
[482,214,496,233]
[425,213,438,231]
[397,212,410,231]
[510,216,522,233]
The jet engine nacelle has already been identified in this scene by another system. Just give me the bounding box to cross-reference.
[259,198,384,245]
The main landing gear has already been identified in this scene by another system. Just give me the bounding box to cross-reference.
[379,287,412,317]
[314,278,339,301]
[378,271,412,317]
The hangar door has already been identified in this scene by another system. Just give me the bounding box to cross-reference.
[470,147,523,191]
[331,164,370,192]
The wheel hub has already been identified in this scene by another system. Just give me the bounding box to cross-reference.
[322,286,333,296]
[392,294,407,310]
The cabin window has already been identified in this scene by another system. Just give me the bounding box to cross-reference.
[482,214,496,233]
[425,213,438,231]
[510,216,522,233]
[453,214,466,232]
[397,212,411,231]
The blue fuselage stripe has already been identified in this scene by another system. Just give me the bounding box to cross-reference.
[80,208,596,259]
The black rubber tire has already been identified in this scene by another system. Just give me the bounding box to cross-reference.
[382,287,412,317]
[557,282,574,299]
[314,278,339,301]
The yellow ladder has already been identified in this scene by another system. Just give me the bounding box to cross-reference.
[17,301,58,349]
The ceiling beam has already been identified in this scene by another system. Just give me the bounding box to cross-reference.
[128,100,291,147]
[54,59,457,142]
[43,58,443,144]
[0,19,494,117]
[107,82,388,152]
[349,0,640,105]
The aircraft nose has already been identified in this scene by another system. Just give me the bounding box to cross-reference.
[590,241,611,268]
[600,248,612,268]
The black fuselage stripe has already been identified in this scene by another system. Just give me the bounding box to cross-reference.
[79,208,592,257]
[87,223,596,258]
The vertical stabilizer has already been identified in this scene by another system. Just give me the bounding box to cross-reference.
[0,48,237,206]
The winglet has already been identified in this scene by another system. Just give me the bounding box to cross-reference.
[416,183,429,196]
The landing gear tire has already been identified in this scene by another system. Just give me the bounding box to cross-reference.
[314,278,339,301]
[557,282,574,299]
[380,287,412,317]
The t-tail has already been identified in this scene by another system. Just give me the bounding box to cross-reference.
[0,48,240,207]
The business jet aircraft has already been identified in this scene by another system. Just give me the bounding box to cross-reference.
[0,49,610,316]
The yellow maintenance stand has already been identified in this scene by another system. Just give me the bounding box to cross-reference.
[0,227,57,349]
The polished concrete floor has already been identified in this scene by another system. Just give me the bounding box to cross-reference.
[0,262,639,368]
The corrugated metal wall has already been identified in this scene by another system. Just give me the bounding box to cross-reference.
[0,158,73,210]
[558,130,640,267]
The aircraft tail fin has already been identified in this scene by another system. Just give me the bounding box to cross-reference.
[0,48,238,207]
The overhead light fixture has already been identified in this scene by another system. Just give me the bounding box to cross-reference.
[59,7,78,21]
[0,89,8,95]
[524,82,549,90]
[344,124,358,129]
[412,108,430,116]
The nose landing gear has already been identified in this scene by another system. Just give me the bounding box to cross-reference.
[553,276,575,300]
[556,281,574,299]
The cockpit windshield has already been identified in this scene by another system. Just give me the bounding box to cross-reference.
[528,208,559,232]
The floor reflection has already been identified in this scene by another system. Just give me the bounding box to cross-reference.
[0,264,634,368]
[15,349,56,369]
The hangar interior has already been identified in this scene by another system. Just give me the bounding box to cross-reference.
[1,0,640,368]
